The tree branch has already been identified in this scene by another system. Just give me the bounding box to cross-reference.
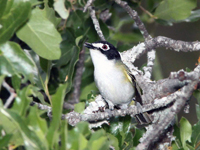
[137,80,199,150]
[114,0,150,40]
[83,0,94,12]
[63,48,85,109]
[146,36,200,52]
[88,7,106,41]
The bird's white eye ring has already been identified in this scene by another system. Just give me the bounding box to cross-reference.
[102,44,108,50]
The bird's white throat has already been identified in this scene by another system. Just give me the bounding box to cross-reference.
[89,49,114,69]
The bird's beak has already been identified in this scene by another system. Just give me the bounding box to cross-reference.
[84,42,94,49]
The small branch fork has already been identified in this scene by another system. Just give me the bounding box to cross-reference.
[2,81,17,108]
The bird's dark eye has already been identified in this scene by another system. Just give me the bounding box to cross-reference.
[102,44,108,50]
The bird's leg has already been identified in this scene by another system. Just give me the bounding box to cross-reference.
[106,99,115,110]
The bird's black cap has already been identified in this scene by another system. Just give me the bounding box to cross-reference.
[84,41,121,60]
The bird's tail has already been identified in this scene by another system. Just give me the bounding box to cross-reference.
[135,112,152,125]
[134,102,152,127]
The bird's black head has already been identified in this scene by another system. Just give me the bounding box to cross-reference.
[84,41,121,60]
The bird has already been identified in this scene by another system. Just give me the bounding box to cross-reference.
[84,41,151,124]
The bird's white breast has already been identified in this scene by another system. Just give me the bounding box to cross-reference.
[90,49,135,107]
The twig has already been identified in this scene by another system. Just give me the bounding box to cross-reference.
[89,7,106,41]
[114,0,150,40]
[63,48,85,109]
[99,9,112,22]
[63,102,75,110]
[30,101,53,119]
[2,81,16,108]
[72,48,85,103]
[30,101,52,111]
[143,49,156,79]
[139,5,158,19]
[83,0,94,12]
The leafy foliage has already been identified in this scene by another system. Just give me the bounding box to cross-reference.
[154,0,196,21]
[0,0,200,149]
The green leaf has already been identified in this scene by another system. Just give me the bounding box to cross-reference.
[112,32,144,43]
[183,9,200,22]
[12,85,33,116]
[91,137,108,150]
[11,74,21,92]
[103,116,131,148]
[23,50,49,91]
[186,141,195,150]
[88,129,109,150]
[55,39,74,67]
[17,7,62,60]
[0,75,6,91]
[0,0,31,44]
[154,0,197,21]
[26,106,48,149]
[180,117,192,149]
[193,90,200,120]
[133,127,145,146]
[68,10,86,30]
[80,82,98,100]
[31,86,49,105]
[74,102,85,113]
[0,108,46,150]
[76,122,91,137]
[53,0,70,19]
[46,83,67,148]
[0,0,7,19]
[88,129,105,143]
[79,134,88,150]
[191,120,200,149]
[0,42,37,83]
[122,132,134,149]
[193,90,200,105]
[106,133,119,150]
[30,0,43,7]
[43,2,61,27]
[67,122,90,150]
[173,124,182,148]
[196,104,200,120]
[40,57,52,73]
[0,134,12,149]
[99,20,109,39]
[0,108,23,146]
[60,120,68,150]
[60,46,80,94]
[75,35,83,46]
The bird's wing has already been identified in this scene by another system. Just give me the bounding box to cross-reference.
[124,64,152,125]
[123,64,143,105]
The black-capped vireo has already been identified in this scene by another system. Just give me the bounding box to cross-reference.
[84,41,151,124]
